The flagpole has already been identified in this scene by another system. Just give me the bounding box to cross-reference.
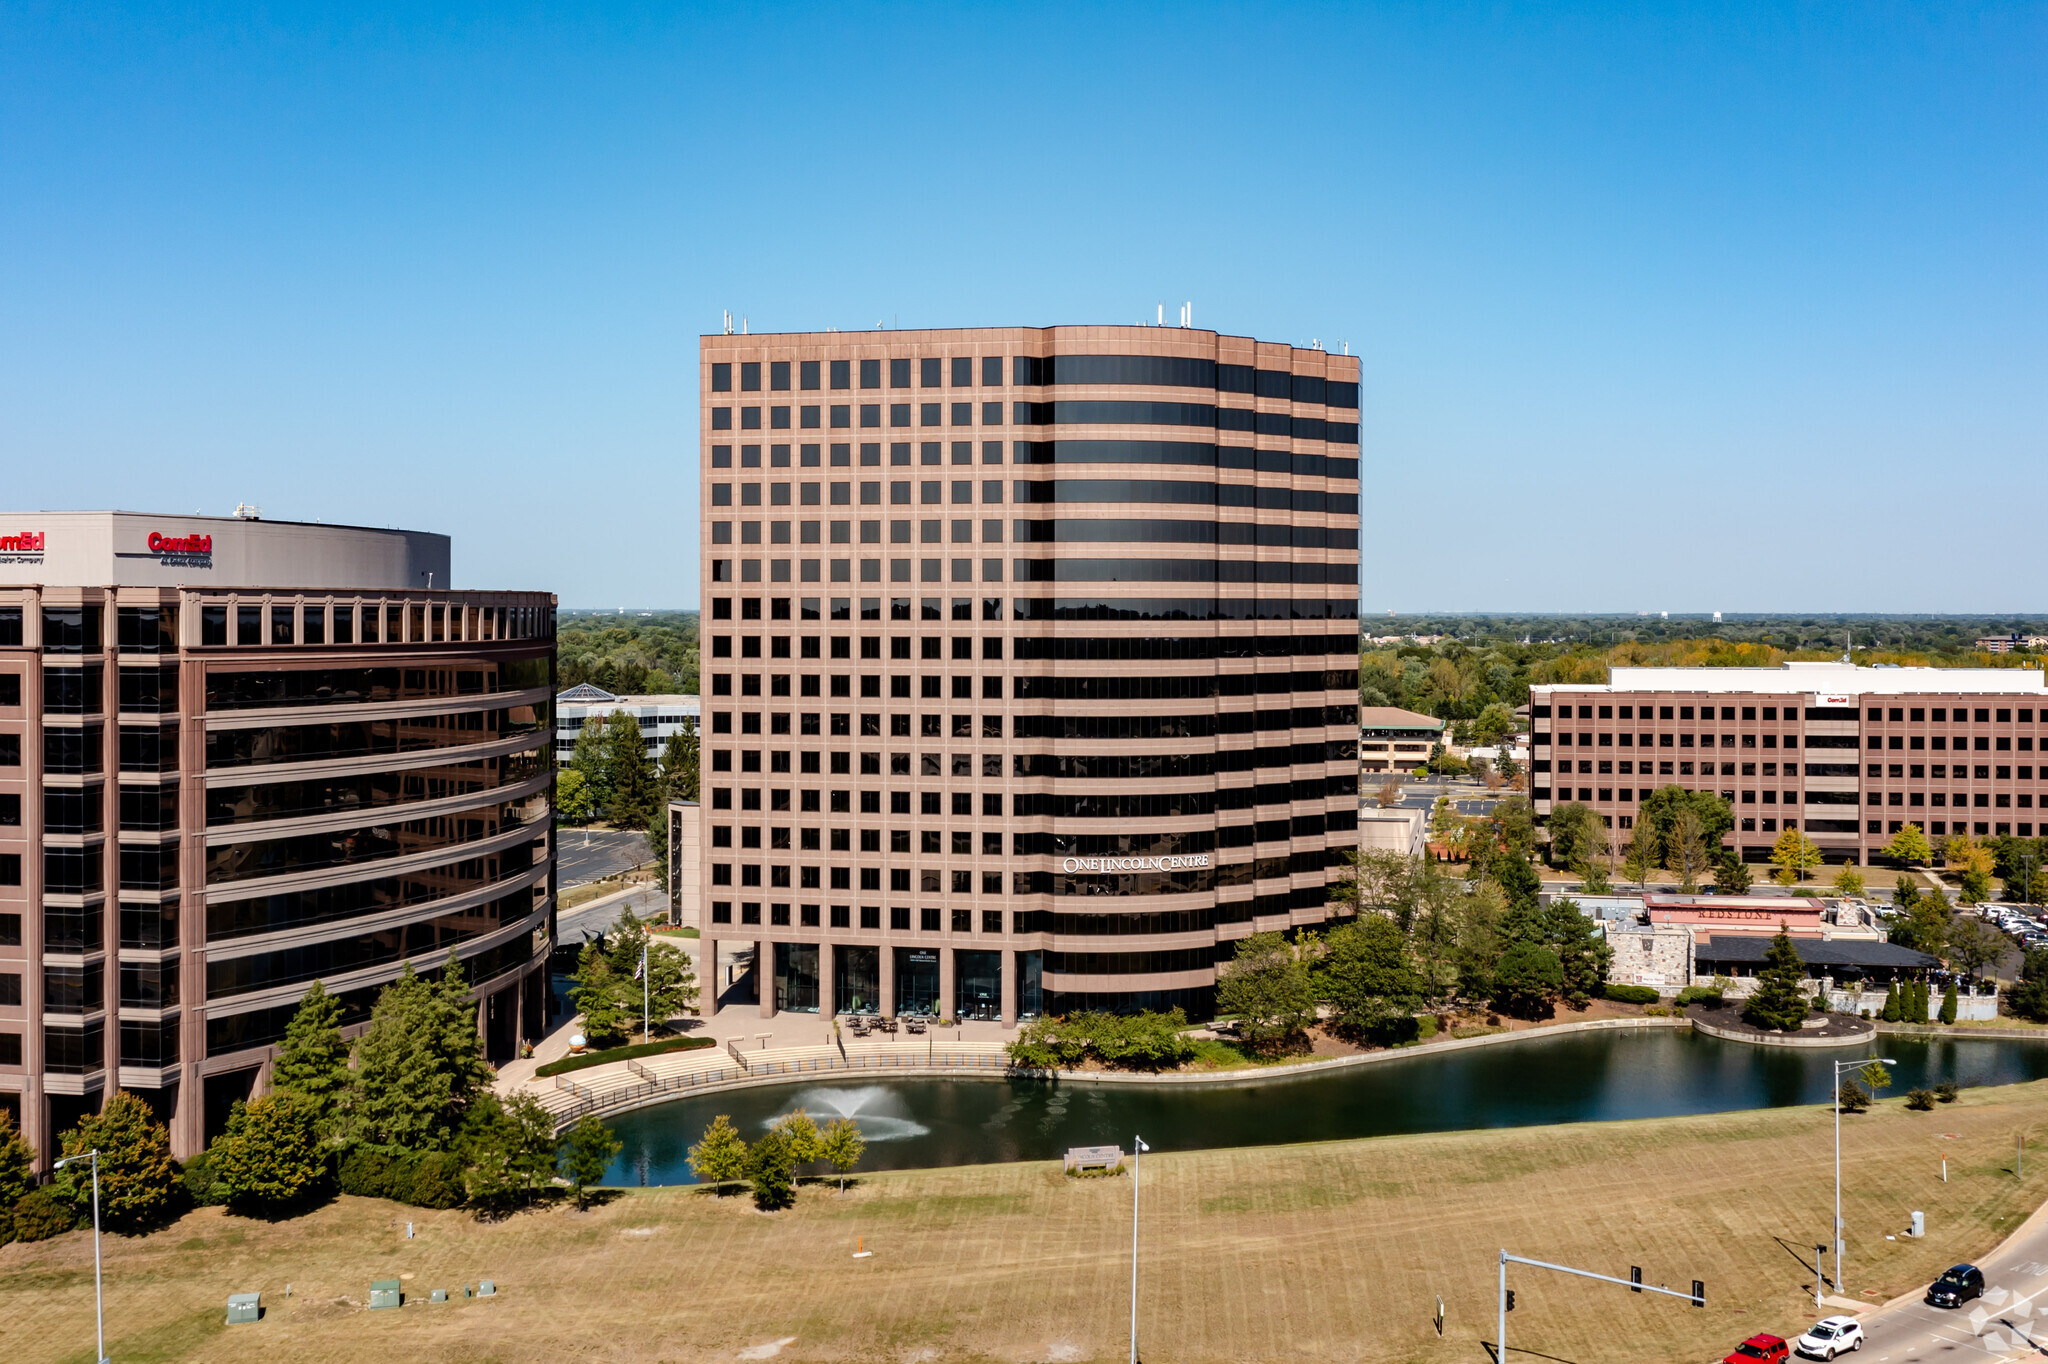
[1130,1134,1147,1364]
[642,942,650,1043]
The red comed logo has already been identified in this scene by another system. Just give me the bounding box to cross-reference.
[148,531,213,554]
[0,532,43,553]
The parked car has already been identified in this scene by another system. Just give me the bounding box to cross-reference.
[1794,1316,1864,1359]
[1926,1264,1986,1308]
[1725,1335,1790,1364]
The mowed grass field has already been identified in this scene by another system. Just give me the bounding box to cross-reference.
[8,1081,2048,1364]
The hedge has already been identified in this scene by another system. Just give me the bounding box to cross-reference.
[535,1034,716,1078]
[337,1147,465,1209]
[1602,983,1662,1005]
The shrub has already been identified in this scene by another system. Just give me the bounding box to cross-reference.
[338,1146,403,1200]
[534,1034,716,1079]
[1674,985,1724,1008]
[11,1188,77,1242]
[179,1149,228,1208]
[1811,993,1830,1014]
[1005,1010,1198,1071]
[1935,1082,1960,1103]
[1602,983,1660,1006]
[407,1153,465,1209]
[1837,1082,1871,1113]
[1905,1088,1937,1111]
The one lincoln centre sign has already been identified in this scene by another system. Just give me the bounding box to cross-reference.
[1061,854,1212,874]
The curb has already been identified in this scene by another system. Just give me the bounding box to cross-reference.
[1689,1014,1878,1050]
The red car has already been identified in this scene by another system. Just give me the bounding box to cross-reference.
[1726,1336,1790,1364]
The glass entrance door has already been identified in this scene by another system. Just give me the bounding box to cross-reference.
[955,950,1001,1020]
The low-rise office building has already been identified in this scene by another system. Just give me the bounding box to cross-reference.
[0,511,555,1159]
[553,685,698,762]
[1358,706,1441,774]
[1531,662,2047,865]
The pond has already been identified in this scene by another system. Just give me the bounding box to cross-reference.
[601,1027,2048,1185]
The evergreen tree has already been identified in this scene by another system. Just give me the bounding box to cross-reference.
[648,809,670,894]
[819,1117,866,1194]
[346,956,493,1152]
[215,1092,326,1212]
[54,1091,178,1231]
[603,712,659,829]
[2012,949,2048,1023]
[1543,898,1613,1008]
[1742,925,1811,1031]
[1490,854,1542,917]
[746,1127,796,1210]
[505,1092,560,1205]
[1490,944,1563,1019]
[1881,982,1901,1023]
[1713,853,1753,894]
[570,908,698,1047]
[557,1114,622,1211]
[1620,820,1658,890]
[687,1114,750,1194]
[660,717,700,805]
[0,1109,36,1221]
[1915,981,1932,1025]
[271,981,351,1133]
[457,1094,525,1217]
[1940,982,1959,1025]
[1317,915,1422,1036]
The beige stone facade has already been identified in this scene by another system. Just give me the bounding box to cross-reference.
[693,325,1362,1021]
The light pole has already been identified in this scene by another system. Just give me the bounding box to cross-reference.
[1832,1057,1893,1296]
[53,1148,108,1364]
[1129,1134,1149,1364]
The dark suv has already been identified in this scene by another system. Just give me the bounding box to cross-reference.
[1926,1264,1985,1308]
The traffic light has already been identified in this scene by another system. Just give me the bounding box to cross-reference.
[1630,1266,1642,1294]
[1506,1290,1517,1312]
[1692,1280,1705,1308]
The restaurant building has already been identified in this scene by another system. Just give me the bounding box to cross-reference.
[693,325,1362,1022]
[0,511,556,1159]
[1531,661,2047,865]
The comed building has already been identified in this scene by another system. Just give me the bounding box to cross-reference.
[0,512,556,1159]
[692,324,1362,1022]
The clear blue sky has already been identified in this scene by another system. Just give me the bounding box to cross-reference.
[3,4,2042,612]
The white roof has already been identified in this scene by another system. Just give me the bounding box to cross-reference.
[1536,662,2043,697]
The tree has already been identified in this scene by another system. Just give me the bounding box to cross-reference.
[1620,821,1657,890]
[1637,786,1733,868]
[570,713,613,819]
[1832,868,1867,899]
[271,981,351,1134]
[2010,948,2048,1023]
[346,956,494,1152]
[1769,828,1824,885]
[1546,802,1603,871]
[687,1114,751,1194]
[1318,915,1422,1037]
[53,1091,178,1231]
[1946,916,2005,980]
[747,1127,796,1211]
[1884,823,1933,866]
[1893,876,1921,911]
[503,1092,559,1205]
[1471,701,1517,747]
[1945,833,1996,904]
[1215,932,1316,1052]
[215,1092,327,1213]
[773,1109,822,1170]
[1542,898,1612,1008]
[1713,853,1753,894]
[557,1114,622,1211]
[1374,776,1402,809]
[1666,807,1711,893]
[555,767,595,824]
[1890,885,1953,958]
[1743,925,1811,1031]
[1881,983,1901,1022]
[570,908,699,1047]
[647,809,671,895]
[2029,863,2048,907]
[820,1117,866,1193]
[660,717,700,805]
[0,1110,36,1221]
[1490,944,1562,1019]
[603,711,659,829]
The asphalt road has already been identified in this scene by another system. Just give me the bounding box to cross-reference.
[555,883,668,947]
[555,828,652,887]
[1850,1203,2048,1363]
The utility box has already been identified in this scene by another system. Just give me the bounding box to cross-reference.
[430,1288,449,1303]
[477,1280,497,1297]
[1911,1211,1926,1238]
[369,1280,403,1310]
[226,1292,260,1324]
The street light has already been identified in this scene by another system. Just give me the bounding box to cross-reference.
[52,1148,109,1364]
[1129,1134,1149,1364]
[1832,1057,1894,1297]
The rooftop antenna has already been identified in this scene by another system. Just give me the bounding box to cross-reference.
[1185,301,1192,328]
[722,310,732,335]
[1842,630,1852,664]
[742,316,748,334]
[1157,303,1163,325]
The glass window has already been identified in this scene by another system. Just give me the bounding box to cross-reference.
[891,358,911,388]
[333,604,354,644]
[770,360,791,390]
[740,361,761,391]
[800,360,821,390]
[831,359,851,389]
[237,605,262,645]
[860,359,881,389]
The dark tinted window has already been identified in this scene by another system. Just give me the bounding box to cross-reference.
[1255,369,1291,399]
[830,359,850,389]
[860,359,881,389]
[1325,380,1360,408]
[890,358,911,388]
[0,608,21,647]
[1291,374,1325,404]
[951,357,972,386]
[920,357,941,387]
[710,363,731,392]
[1045,355,1217,388]
[982,356,1004,386]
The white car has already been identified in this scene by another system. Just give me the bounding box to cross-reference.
[1795,1317,1863,1359]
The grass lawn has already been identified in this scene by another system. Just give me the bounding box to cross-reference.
[9,1082,2048,1363]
